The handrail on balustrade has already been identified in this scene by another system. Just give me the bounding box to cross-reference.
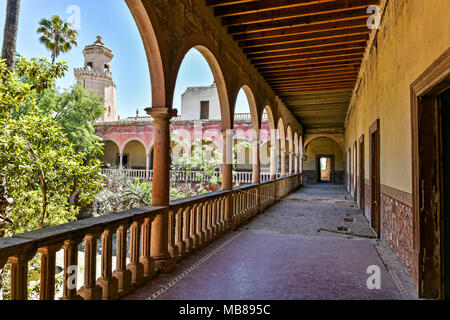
[0,173,302,300]
[0,206,166,263]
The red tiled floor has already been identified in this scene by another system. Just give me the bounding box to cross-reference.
[123,185,411,300]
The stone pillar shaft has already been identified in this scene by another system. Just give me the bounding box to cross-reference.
[146,107,177,272]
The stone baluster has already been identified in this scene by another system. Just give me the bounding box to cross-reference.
[207,200,213,242]
[97,227,119,300]
[195,203,203,247]
[127,220,144,284]
[63,238,83,300]
[9,249,36,300]
[140,216,157,278]
[183,207,193,253]
[211,199,217,238]
[78,233,102,300]
[174,208,185,259]
[190,204,198,250]
[39,244,62,300]
[113,224,132,294]
[168,209,179,260]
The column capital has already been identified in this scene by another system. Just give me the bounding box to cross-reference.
[145,107,178,121]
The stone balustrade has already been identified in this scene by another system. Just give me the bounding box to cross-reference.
[0,174,302,300]
[102,169,282,185]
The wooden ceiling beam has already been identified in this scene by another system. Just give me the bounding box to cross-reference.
[273,79,357,89]
[243,34,370,54]
[257,54,364,70]
[261,61,361,75]
[239,27,370,48]
[254,49,365,65]
[206,0,257,7]
[248,41,367,60]
[276,83,356,93]
[269,74,358,85]
[228,8,371,34]
[222,0,379,26]
[214,0,334,17]
[234,17,369,41]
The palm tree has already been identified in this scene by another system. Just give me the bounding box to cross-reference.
[1,0,21,71]
[37,15,78,63]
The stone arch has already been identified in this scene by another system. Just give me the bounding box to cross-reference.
[120,137,150,154]
[263,105,276,131]
[171,39,231,130]
[304,134,345,153]
[294,132,299,155]
[103,139,120,167]
[235,85,259,131]
[122,139,147,169]
[286,126,293,153]
[125,0,166,108]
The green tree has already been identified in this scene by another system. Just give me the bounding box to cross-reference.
[37,15,78,63]
[0,57,104,299]
[1,0,21,71]
[26,85,105,154]
[0,57,103,234]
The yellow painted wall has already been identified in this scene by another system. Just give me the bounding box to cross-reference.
[123,140,147,168]
[304,138,344,171]
[103,141,119,167]
[345,0,450,193]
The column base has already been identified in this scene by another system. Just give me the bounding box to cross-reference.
[154,256,177,273]
[97,277,119,300]
[140,257,157,279]
[127,262,145,284]
[78,285,102,300]
[113,269,132,294]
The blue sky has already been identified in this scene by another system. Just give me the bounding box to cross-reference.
[0,0,249,118]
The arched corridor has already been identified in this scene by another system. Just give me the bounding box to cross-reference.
[1,0,449,303]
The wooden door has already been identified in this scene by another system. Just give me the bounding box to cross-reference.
[370,120,380,238]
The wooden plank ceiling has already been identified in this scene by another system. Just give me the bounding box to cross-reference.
[206,0,378,129]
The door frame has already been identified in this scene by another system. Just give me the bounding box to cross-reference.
[411,47,450,299]
[316,154,335,184]
[359,135,365,211]
[369,119,381,238]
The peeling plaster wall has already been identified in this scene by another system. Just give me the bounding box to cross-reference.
[344,0,450,289]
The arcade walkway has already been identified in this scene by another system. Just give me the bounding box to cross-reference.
[124,185,416,300]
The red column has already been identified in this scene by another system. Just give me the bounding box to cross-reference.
[146,107,177,272]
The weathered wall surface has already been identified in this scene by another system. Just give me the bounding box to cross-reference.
[344,0,450,288]
[180,84,221,120]
[303,137,344,184]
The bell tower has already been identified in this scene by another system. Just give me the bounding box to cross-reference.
[74,36,117,122]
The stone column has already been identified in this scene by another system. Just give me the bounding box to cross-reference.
[288,151,294,175]
[146,153,151,180]
[270,129,277,180]
[119,153,124,169]
[222,129,234,230]
[281,149,287,177]
[300,154,304,173]
[294,154,299,174]
[252,131,261,213]
[146,107,177,272]
[252,133,260,185]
